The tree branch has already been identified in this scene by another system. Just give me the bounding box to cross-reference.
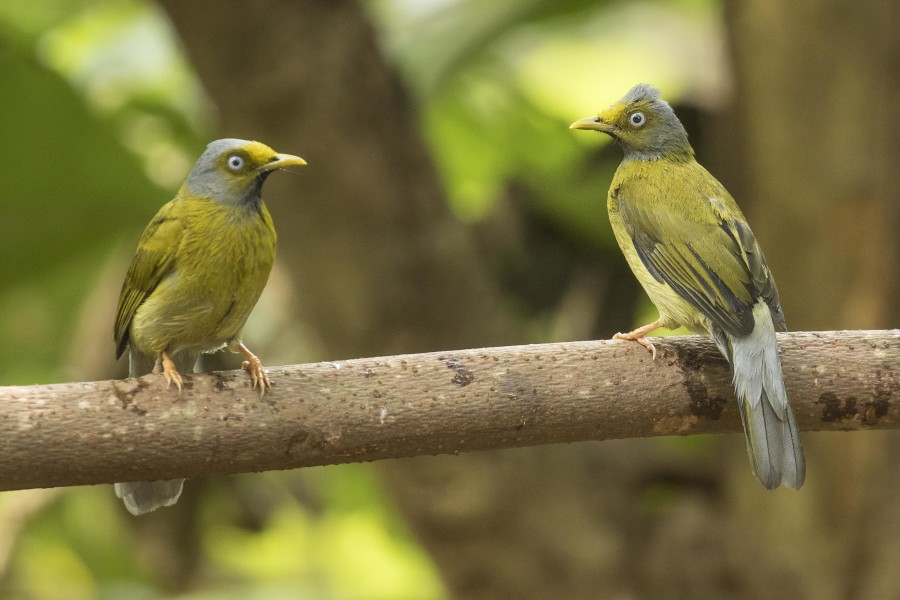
[2,330,896,491]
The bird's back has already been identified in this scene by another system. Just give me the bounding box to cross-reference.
[607,158,748,333]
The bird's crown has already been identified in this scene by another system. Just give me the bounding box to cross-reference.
[619,83,662,105]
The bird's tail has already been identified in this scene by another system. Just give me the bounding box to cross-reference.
[114,480,185,516]
[716,302,805,489]
[114,349,197,515]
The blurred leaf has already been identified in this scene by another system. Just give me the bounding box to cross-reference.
[370,0,610,94]
[0,47,161,284]
[422,63,616,246]
[0,46,162,384]
[0,0,95,41]
[202,467,445,600]
[0,0,211,385]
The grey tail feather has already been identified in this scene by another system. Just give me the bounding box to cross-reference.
[736,387,784,489]
[128,350,157,378]
[117,348,198,515]
[716,301,806,490]
[114,480,185,516]
[781,404,806,489]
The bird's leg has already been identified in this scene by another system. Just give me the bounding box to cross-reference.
[237,342,271,395]
[160,350,183,391]
[613,319,663,360]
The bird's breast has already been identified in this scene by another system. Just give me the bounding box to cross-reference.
[130,199,277,355]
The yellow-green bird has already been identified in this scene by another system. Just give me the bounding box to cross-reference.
[571,84,804,489]
[113,138,306,514]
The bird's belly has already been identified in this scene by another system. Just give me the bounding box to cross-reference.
[130,277,263,355]
[639,276,708,333]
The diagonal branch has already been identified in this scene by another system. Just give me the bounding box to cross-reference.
[1,330,897,491]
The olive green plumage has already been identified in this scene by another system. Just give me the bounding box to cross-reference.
[115,185,277,364]
[571,84,805,489]
[113,138,306,515]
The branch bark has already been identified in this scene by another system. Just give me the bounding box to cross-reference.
[2,330,896,491]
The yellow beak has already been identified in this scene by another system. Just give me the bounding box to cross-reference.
[260,153,308,172]
[569,116,617,134]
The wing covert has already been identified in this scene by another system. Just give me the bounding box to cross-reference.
[615,179,779,337]
[114,204,183,357]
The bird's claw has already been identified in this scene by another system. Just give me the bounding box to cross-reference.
[237,342,270,396]
[613,331,658,360]
[242,357,271,396]
[161,352,184,392]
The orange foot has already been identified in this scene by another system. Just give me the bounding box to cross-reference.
[160,350,184,391]
[238,342,271,396]
[613,320,662,360]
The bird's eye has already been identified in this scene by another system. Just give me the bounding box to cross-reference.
[629,112,646,127]
[226,155,245,171]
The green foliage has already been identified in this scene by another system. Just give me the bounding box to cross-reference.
[0,0,207,385]
[0,46,160,384]
[2,488,139,598]
[198,468,444,600]
[0,48,156,287]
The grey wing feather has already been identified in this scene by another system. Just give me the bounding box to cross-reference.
[732,220,787,331]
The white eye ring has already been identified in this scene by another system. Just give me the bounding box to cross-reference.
[226,155,245,171]
[629,112,646,127]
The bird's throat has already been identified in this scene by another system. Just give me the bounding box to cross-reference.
[241,172,271,212]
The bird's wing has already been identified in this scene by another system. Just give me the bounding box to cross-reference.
[616,178,783,337]
[727,209,786,331]
[114,201,184,358]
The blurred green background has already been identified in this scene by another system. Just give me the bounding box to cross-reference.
[0,0,897,598]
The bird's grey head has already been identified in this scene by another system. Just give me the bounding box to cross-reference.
[571,84,693,161]
[181,138,306,208]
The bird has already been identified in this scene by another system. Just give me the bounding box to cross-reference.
[113,138,306,514]
[570,84,804,489]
